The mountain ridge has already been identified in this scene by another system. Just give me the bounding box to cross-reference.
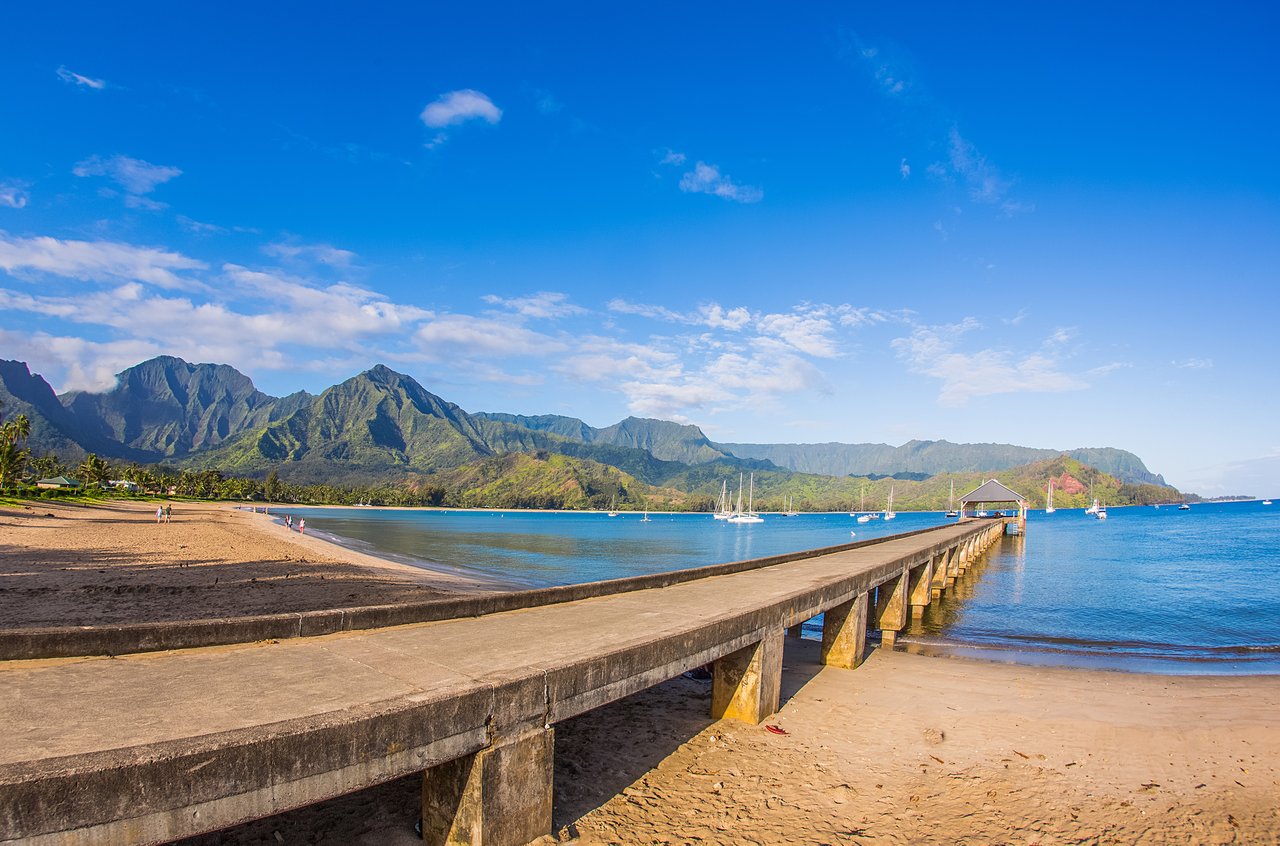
[0,356,1168,489]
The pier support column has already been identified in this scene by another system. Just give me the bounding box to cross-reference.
[875,568,909,647]
[930,552,948,599]
[945,547,959,585]
[712,627,784,724]
[421,727,554,846]
[820,592,868,669]
[909,559,934,620]
[787,622,805,638]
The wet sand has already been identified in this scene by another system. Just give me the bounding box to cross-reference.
[178,641,1280,845]
[0,499,494,628]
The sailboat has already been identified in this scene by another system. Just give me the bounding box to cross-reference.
[782,495,799,517]
[855,484,873,522]
[945,480,958,518]
[713,480,732,520]
[1084,483,1100,515]
[1045,480,1056,514]
[727,472,764,523]
[607,495,619,517]
[883,486,896,521]
[1094,500,1108,520]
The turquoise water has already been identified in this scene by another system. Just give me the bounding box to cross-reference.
[279,501,1280,674]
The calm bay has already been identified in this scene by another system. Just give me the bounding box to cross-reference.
[282,500,1280,675]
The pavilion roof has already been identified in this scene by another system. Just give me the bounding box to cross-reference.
[959,479,1027,504]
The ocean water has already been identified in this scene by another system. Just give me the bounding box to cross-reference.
[279,501,1280,675]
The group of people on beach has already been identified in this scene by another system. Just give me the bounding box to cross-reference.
[154,504,172,524]
[283,514,305,534]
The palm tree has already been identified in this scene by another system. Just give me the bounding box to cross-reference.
[0,404,32,491]
[77,453,110,487]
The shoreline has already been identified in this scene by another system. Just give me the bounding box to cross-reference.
[0,499,498,628]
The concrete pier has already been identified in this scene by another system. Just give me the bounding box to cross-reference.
[0,519,1009,845]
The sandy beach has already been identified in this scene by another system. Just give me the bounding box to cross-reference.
[4,500,1276,844]
[0,500,492,627]
[176,641,1280,846]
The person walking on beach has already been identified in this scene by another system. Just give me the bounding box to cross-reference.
[156,505,164,524]
[164,503,172,524]
[298,518,305,534]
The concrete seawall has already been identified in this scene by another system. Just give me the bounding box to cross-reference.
[0,519,1008,845]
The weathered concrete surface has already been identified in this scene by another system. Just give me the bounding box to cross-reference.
[711,628,784,724]
[421,729,554,846]
[0,521,1001,845]
[819,592,868,670]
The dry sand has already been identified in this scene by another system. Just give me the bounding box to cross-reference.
[0,499,492,627]
[178,641,1280,846]
[5,500,1276,844]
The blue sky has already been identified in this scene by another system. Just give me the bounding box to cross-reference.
[2,2,1278,495]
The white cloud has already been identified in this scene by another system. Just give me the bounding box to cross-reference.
[56,66,106,90]
[420,89,502,128]
[0,231,206,290]
[416,314,565,360]
[481,291,585,319]
[947,129,1013,205]
[176,215,227,235]
[0,181,28,209]
[678,162,763,204]
[659,149,687,166]
[263,241,356,267]
[892,320,1087,406]
[899,158,911,179]
[1175,358,1213,370]
[73,155,182,196]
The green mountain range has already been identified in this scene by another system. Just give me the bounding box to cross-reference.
[0,356,1181,508]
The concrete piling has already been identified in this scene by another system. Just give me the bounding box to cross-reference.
[712,627,785,724]
[420,728,554,846]
[820,591,869,669]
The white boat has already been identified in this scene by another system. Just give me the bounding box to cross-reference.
[782,495,799,517]
[856,513,873,524]
[850,484,865,518]
[1095,504,1108,520]
[976,502,988,517]
[607,495,619,517]
[1264,499,1273,506]
[1084,483,1099,515]
[1045,480,1056,514]
[727,472,764,523]
[883,486,896,521]
[641,510,652,522]
[1178,503,1191,511]
[712,480,732,520]
[945,480,958,518]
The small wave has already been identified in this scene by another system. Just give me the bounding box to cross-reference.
[903,632,1280,664]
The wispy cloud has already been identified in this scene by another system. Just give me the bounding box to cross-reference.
[263,240,356,268]
[72,154,181,209]
[482,291,585,319]
[0,231,206,291]
[892,319,1087,406]
[899,158,911,179]
[856,44,911,96]
[659,148,687,166]
[0,181,29,209]
[678,162,763,204]
[416,314,566,362]
[1174,357,1214,370]
[56,66,107,90]
[420,89,502,128]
